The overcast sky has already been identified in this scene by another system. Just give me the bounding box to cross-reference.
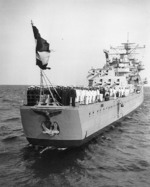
[0,0,150,86]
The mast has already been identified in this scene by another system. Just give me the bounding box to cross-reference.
[40,70,43,88]
[40,69,44,99]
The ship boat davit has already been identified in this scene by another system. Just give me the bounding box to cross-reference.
[20,23,147,148]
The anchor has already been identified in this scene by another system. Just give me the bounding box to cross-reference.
[32,108,61,136]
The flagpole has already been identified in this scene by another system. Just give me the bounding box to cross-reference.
[37,69,44,105]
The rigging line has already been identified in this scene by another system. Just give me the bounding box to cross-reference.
[128,44,139,55]
[110,46,120,55]
[43,71,61,99]
[43,71,58,94]
[42,73,56,103]
[43,74,63,106]
[42,72,63,106]
[42,73,63,106]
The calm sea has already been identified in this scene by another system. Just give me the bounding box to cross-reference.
[0,85,150,187]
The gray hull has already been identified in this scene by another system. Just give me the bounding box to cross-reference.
[20,90,144,148]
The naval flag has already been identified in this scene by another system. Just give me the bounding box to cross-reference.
[31,23,51,70]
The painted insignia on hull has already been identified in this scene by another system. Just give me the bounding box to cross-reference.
[41,120,60,136]
[40,110,60,136]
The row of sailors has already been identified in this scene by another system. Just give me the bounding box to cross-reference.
[75,87,131,104]
[40,86,133,107]
[27,86,135,107]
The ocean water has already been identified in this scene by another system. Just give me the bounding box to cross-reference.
[0,85,150,187]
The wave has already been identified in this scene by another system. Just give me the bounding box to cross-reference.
[138,160,150,168]
[0,150,10,157]
[3,117,20,122]
[116,146,133,156]
[126,163,147,172]
[0,125,22,137]
[2,98,21,104]
[126,145,137,149]
[2,135,18,142]
[0,125,11,135]
[2,98,14,102]
[0,107,11,111]
[13,128,22,132]
[124,116,132,120]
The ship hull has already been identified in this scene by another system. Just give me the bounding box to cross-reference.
[20,89,144,148]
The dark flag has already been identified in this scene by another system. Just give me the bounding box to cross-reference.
[31,23,51,70]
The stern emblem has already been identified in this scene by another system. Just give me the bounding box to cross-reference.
[41,111,60,136]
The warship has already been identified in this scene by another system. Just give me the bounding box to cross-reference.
[20,23,146,148]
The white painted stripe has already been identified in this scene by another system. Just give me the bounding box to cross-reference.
[37,51,50,65]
